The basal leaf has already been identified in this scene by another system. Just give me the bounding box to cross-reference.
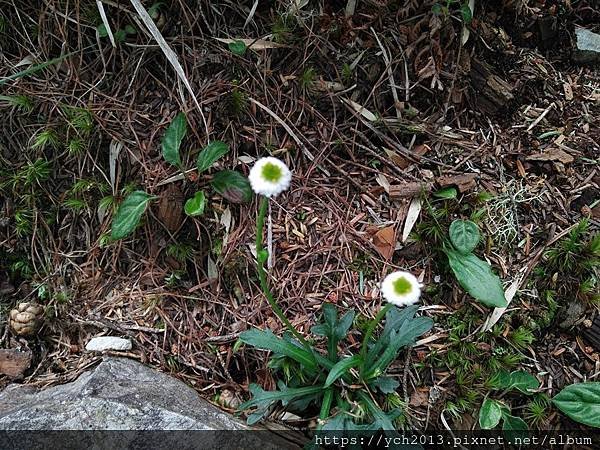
[238,383,323,415]
[239,328,317,371]
[449,219,480,254]
[552,382,600,428]
[335,310,355,340]
[211,170,252,203]
[502,414,528,441]
[196,141,229,173]
[110,191,155,240]
[325,355,362,387]
[445,249,507,308]
[161,112,186,167]
[184,191,206,217]
[479,398,503,429]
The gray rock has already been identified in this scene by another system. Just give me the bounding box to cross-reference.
[558,301,586,329]
[85,336,132,351]
[573,28,600,64]
[0,357,300,449]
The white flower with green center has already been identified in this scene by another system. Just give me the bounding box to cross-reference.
[248,157,292,198]
[381,271,422,306]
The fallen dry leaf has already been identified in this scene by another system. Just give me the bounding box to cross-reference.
[157,184,183,232]
[402,197,422,242]
[341,97,378,122]
[214,38,288,49]
[373,226,396,260]
[410,388,430,407]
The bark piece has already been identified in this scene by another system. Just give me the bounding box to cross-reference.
[389,182,433,200]
[0,348,32,378]
[526,148,574,164]
[470,59,514,114]
[437,173,477,193]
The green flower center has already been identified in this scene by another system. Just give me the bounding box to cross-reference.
[392,276,412,296]
[261,162,282,183]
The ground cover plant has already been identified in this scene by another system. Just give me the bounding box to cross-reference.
[1,0,599,442]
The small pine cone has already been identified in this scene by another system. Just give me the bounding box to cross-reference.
[9,302,44,337]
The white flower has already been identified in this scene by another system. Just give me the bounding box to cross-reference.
[248,157,292,198]
[381,271,422,307]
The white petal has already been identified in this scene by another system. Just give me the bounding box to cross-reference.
[248,157,292,198]
[381,271,422,307]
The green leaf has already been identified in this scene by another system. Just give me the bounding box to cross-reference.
[335,310,355,340]
[197,141,230,173]
[449,219,480,254]
[460,3,473,24]
[365,316,433,379]
[239,329,317,371]
[97,24,108,37]
[161,112,186,167]
[479,398,503,429]
[228,40,247,56]
[433,187,457,199]
[445,249,507,308]
[552,382,600,428]
[502,414,528,441]
[491,370,539,394]
[325,355,362,387]
[110,191,155,240]
[184,191,206,217]
[211,170,252,204]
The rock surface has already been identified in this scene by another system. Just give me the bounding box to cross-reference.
[85,336,132,351]
[0,357,299,449]
[573,28,600,64]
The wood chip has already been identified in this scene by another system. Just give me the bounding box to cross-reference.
[0,348,32,378]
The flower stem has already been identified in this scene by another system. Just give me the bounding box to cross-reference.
[359,303,392,378]
[256,196,308,346]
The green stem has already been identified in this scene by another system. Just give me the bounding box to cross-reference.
[359,303,392,378]
[256,196,308,346]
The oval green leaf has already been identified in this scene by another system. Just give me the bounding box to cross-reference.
[161,112,187,167]
[552,382,600,428]
[502,414,528,442]
[228,40,247,56]
[184,191,206,217]
[111,190,155,240]
[479,398,503,429]
[449,219,480,254]
[197,141,229,173]
[445,249,507,308]
[211,170,252,204]
[325,355,362,388]
[433,187,458,199]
